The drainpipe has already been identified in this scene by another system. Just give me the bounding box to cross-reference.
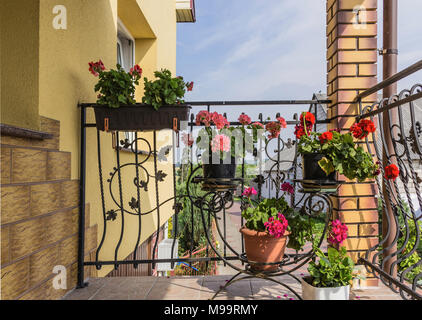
[382,0,398,278]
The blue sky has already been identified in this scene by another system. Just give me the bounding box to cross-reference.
[176,0,422,122]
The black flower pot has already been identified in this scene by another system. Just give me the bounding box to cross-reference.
[302,153,337,189]
[93,104,191,131]
[202,157,237,190]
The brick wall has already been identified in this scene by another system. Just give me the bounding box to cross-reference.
[0,116,98,299]
[326,0,379,287]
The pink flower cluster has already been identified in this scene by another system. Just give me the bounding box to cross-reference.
[327,219,348,245]
[238,114,252,125]
[242,187,257,198]
[195,111,229,130]
[281,182,294,195]
[88,60,105,77]
[182,133,194,147]
[265,117,287,139]
[211,134,231,153]
[264,213,288,238]
[251,122,265,129]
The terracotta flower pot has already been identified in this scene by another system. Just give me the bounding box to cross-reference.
[240,226,289,272]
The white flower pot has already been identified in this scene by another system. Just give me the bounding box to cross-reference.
[301,277,350,300]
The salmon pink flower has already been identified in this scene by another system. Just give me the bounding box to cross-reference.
[211,134,230,153]
[211,112,229,130]
[196,110,211,126]
[238,114,252,125]
[182,133,194,147]
[277,117,287,128]
[251,122,264,129]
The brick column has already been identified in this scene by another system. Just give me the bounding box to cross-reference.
[326,0,379,287]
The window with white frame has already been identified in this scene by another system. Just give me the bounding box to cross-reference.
[117,19,136,144]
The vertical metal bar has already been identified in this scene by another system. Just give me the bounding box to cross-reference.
[171,129,178,269]
[133,132,142,268]
[114,131,125,270]
[77,106,87,288]
[95,129,107,268]
[223,201,227,267]
[189,113,194,268]
[382,0,398,278]
[152,130,161,270]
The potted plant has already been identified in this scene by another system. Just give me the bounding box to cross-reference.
[301,219,359,300]
[240,190,292,271]
[195,113,286,188]
[295,111,380,189]
[89,60,193,131]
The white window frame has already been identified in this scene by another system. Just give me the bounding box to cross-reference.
[117,19,137,144]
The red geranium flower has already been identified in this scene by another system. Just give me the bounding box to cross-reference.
[130,64,142,78]
[187,81,194,92]
[319,131,333,144]
[300,112,315,126]
[350,119,376,139]
[384,164,400,180]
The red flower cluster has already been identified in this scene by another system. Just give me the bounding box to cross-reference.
[319,131,333,144]
[187,81,194,92]
[266,117,287,139]
[264,213,289,238]
[281,182,294,195]
[294,112,315,139]
[350,119,376,139]
[129,64,142,78]
[195,111,229,130]
[238,114,252,125]
[384,164,400,180]
[88,60,105,77]
[327,219,348,246]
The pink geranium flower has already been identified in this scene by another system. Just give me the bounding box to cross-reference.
[327,219,348,245]
[264,213,288,238]
[242,187,257,198]
[211,134,231,153]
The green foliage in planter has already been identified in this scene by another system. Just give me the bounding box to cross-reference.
[142,69,191,110]
[308,246,355,288]
[95,64,139,108]
[242,197,293,232]
[297,131,379,182]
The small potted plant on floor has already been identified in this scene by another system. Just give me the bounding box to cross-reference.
[294,111,380,190]
[301,219,358,300]
[89,60,193,131]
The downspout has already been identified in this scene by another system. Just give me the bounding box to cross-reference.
[382,0,398,278]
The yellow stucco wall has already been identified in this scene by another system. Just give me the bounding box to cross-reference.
[34,0,178,277]
[1,0,41,131]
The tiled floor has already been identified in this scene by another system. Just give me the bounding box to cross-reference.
[63,274,402,300]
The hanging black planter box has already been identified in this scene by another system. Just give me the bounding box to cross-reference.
[93,104,191,131]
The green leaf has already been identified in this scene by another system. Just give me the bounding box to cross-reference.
[318,157,335,175]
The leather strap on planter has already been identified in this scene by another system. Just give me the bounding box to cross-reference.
[173,117,179,132]
[104,118,109,132]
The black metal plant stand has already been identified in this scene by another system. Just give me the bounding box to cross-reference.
[189,177,339,300]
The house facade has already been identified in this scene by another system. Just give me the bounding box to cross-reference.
[1,0,195,299]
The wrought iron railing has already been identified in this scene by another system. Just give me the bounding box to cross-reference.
[355,59,422,300]
[77,98,334,300]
